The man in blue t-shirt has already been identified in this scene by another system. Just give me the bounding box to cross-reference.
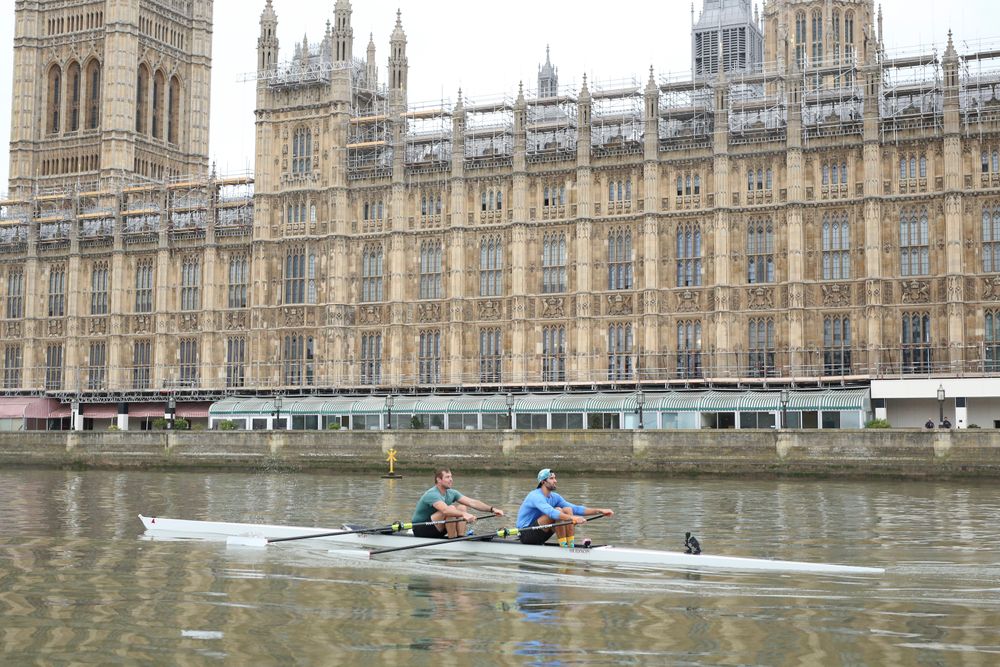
[516,468,613,548]
[412,468,505,538]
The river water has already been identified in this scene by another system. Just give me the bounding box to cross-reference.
[1,468,999,666]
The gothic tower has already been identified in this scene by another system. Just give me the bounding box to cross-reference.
[693,0,764,78]
[538,46,558,97]
[7,0,214,197]
[388,10,408,110]
[333,0,353,63]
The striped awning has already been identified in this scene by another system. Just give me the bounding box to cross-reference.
[787,389,869,411]
[512,395,556,414]
[412,396,454,414]
[549,395,592,413]
[649,393,705,411]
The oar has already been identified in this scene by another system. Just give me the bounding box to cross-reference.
[226,514,496,549]
[368,513,605,557]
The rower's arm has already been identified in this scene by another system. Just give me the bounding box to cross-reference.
[457,496,504,516]
[582,507,614,517]
[431,500,466,518]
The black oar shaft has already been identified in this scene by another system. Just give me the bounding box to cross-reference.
[369,513,604,556]
[268,514,495,544]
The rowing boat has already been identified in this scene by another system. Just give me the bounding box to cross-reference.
[137,515,884,575]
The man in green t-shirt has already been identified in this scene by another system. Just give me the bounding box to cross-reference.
[412,468,505,539]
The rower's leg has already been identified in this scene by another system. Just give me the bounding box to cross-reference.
[447,504,469,538]
[429,511,451,537]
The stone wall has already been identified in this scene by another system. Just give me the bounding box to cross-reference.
[2,430,1000,478]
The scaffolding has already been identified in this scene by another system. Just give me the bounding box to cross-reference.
[658,70,714,149]
[590,77,643,157]
[463,94,514,169]
[960,37,1000,137]
[526,82,578,162]
[348,77,392,179]
[215,174,254,236]
[880,44,943,140]
[801,54,864,141]
[404,99,453,171]
[728,62,787,144]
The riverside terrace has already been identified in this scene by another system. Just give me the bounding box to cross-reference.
[1,428,999,479]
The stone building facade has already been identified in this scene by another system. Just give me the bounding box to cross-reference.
[2,0,1000,402]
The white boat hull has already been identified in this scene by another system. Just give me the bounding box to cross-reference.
[137,515,884,575]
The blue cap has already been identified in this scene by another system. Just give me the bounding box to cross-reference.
[536,468,553,483]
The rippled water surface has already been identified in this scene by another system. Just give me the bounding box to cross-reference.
[2,468,1000,665]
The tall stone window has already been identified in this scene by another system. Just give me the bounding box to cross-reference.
[543,184,565,209]
[152,70,165,139]
[136,65,149,134]
[67,61,81,132]
[607,323,634,382]
[47,64,62,134]
[542,232,567,293]
[418,330,442,385]
[361,332,382,385]
[747,218,774,284]
[608,177,632,204]
[228,255,249,309]
[901,312,932,374]
[542,326,566,382]
[479,328,502,384]
[168,76,180,144]
[607,227,633,290]
[983,204,1000,272]
[844,11,855,62]
[747,167,773,192]
[44,344,63,390]
[794,12,806,69]
[822,212,851,280]
[479,235,503,297]
[823,316,852,375]
[180,257,201,311]
[292,127,312,175]
[5,269,23,319]
[86,60,101,130]
[135,258,154,313]
[480,189,503,212]
[88,342,106,390]
[420,192,443,218]
[226,336,246,389]
[748,317,775,377]
[284,247,306,304]
[811,10,823,66]
[419,240,443,300]
[677,320,703,379]
[361,244,384,302]
[178,338,199,387]
[90,262,109,316]
[3,345,21,389]
[283,335,315,386]
[832,10,842,64]
[48,266,66,317]
[132,340,152,390]
[677,223,702,287]
[986,311,1000,372]
[900,206,929,276]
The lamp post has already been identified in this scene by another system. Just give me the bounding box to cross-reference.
[937,384,945,427]
[167,395,176,431]
[274,394,283,430]
[636,390,645,430]
[505,392,514,429]
[386,394,394,430]
[779,389,789,429]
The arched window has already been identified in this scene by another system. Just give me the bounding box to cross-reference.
[151,70,164,138]
[85,60,101,130]
[168,76,180,144]
[607,323,634,381]
[747,218,775,283]
[47,64,62,134]
[362,244,384,302]
[135,65,149,134]
[479,235,503,297]
[676,224,702,287]
[811,10,823,66]
[292,127,312,174]
[795,12,807,69]
[66,62,81,132]
[607,228,633,290]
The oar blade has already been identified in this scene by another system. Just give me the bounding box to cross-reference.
[226,535,269,548]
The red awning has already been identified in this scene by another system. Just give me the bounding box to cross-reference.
[177,402,212,418]
[128,403,167,418]
[83,404,118,419]
[0,397,66,419]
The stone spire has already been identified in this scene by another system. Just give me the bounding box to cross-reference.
[366,33,378,89]
[389,9,408,100]
[538,45,559,97]
[333,0,353,63]
[257,0,279,72]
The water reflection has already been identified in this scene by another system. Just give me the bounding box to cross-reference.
[3,470,1000,664]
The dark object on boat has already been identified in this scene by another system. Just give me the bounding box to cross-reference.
[684,532,701,555]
